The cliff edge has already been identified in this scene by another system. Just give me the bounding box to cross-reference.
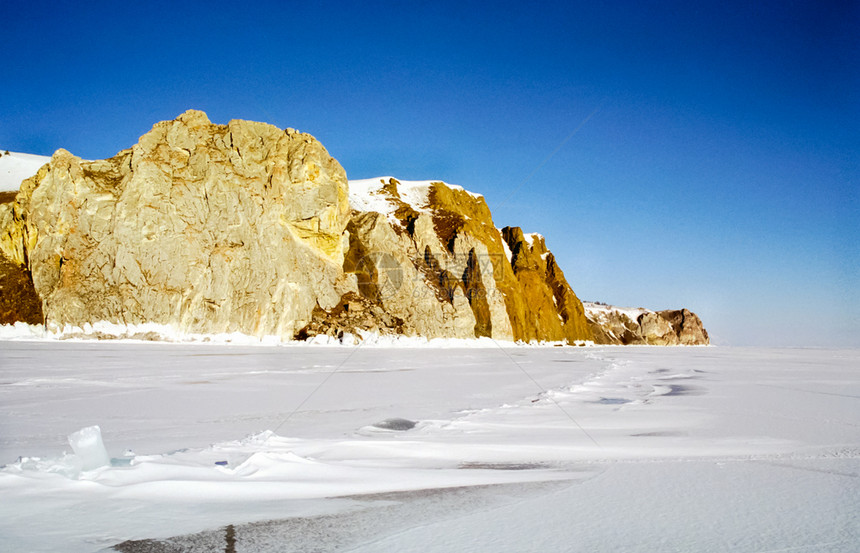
[583,302,709,345]
[0,112,707,345]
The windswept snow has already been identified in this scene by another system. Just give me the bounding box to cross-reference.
[500,232,514,261]
[348,177,483,222]
[583,301,650,321]
[346,177,397,215]
[0,151,50,192]
[524,232,544,247]
[0,342,857,552]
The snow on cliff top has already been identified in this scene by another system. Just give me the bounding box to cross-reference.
[2,159,488,213]
[582,302,650,320]
[0,151,50,192]
[524,232,544,247]
[348,177,483,217]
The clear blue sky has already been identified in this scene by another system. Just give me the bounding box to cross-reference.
[2,1,857,346]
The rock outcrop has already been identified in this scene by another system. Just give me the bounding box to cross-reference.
[1,110,352,337]
[656,308,710,345]
[583,302,709,345]
[502,228,592,342]
[0,247,43,326]
[0,111,707,345]
[1,155,47,325]
[334,177,593,342]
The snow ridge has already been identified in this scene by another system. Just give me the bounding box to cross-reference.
[0,151,50,192]
[348,176,483,217]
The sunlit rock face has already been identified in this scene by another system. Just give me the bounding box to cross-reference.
[334,177,593,343]
[0,110,352,337]
[657,308,710,345]
[338,177,514,340]
[0,111,704,344]
[583,303,709,345]
[501,227,593,343]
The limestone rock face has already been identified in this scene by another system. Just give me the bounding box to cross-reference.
[0,202,42,325]
[335,178,506,340]
[638,312,681,346]
[583,303,709,345]
[316,177,594,343]
[1,110,351,337]
[502,228,593,343]
[583,304,647,345]
[342,208,478,339]
[0,111,707,345]
[657,309,710,345]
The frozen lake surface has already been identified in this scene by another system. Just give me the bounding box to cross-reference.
[0,341,857,552]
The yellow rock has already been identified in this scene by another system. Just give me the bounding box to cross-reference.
[2,110,350,338]
[0,112,706,344]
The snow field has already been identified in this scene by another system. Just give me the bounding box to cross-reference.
[0,342,857,551]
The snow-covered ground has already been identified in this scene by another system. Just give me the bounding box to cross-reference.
[0,340,857,552]
[0,150,50,192]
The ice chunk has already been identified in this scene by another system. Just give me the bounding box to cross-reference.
[68,426,110,470]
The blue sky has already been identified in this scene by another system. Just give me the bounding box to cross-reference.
[2,1,857,346]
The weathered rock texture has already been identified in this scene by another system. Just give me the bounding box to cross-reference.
[583,303,709,345]
[0,196,43,325]
[656,308,710,345]
[0,111,707,344]
[1,110,351,337]
[331,177,593,342]
[502,228,592,342]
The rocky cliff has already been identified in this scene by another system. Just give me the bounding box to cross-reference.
[314,176,594,342]
[583,302,709,345]
[0,153,51,325]
[0,111,707,344]
[1,111,351,337]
